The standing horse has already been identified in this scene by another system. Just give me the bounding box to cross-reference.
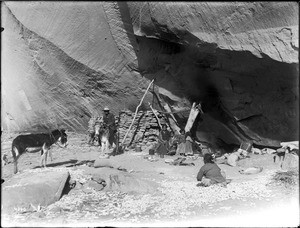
[98,122,110,154]
[11,129,68,174]
[88,121,102,146]
[88,119,111,154]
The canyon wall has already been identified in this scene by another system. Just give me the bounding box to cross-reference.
[1,2,298,148]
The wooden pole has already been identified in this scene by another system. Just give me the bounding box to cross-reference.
[148,102,162,129]
[164,103,179,125]
[121,79,155,146]
[162,103,181,134]
[150,90,181,134]
[184,102,203,133]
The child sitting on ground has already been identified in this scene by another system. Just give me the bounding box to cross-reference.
[197,153,229,187]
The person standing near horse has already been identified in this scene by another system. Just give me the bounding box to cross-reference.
[102,106,117,147]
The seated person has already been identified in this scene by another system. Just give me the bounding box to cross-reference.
[184,131,194,156]
[167,131,177,156]
[197,153,228,187]
[176,130,194,156]
[155,124,171,156]
[176,129,186,155]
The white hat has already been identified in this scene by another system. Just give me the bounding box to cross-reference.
[103,107,110,111]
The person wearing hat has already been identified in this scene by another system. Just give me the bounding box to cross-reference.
[102,106,117,147]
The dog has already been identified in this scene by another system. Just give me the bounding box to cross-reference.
[11,129,68,174]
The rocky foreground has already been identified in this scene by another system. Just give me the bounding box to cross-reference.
[1,132,299,227]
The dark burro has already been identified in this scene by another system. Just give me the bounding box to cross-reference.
[11,129,68,174]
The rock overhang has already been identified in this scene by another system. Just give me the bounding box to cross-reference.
[1,2,298,148]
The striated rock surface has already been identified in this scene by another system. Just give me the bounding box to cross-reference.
[128,2,298,63]
[1,2,298,148]
[1,2,151,132]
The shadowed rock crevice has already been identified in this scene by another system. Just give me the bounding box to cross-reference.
[134,33,298,146]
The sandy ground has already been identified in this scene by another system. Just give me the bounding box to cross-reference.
[1,131,299,227]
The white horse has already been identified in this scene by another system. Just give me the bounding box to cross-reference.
[95,121,110,154]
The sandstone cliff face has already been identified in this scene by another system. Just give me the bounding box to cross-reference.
[1,2,151,132]
[1,2,298,148]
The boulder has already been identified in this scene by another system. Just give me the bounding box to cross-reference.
[93,158,114,168]
[252,147,262,155]
[281,154,299,171]
[91,174,106,185]
[262,148,277,154]
[85,167,157,193]
[227,152,241,167]
[276,147,286,153]
[280,141,299,150]
[239,167,263,175]
[84,180,105,191]
[105,172,157,193]
[237,148,249,158]
[2,169,70,213]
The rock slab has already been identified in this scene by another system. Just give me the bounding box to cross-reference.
[86,167,158,193]
[2,169,70,213]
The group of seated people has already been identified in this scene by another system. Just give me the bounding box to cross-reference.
[154,124,230,187]
[154,124,195,157]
